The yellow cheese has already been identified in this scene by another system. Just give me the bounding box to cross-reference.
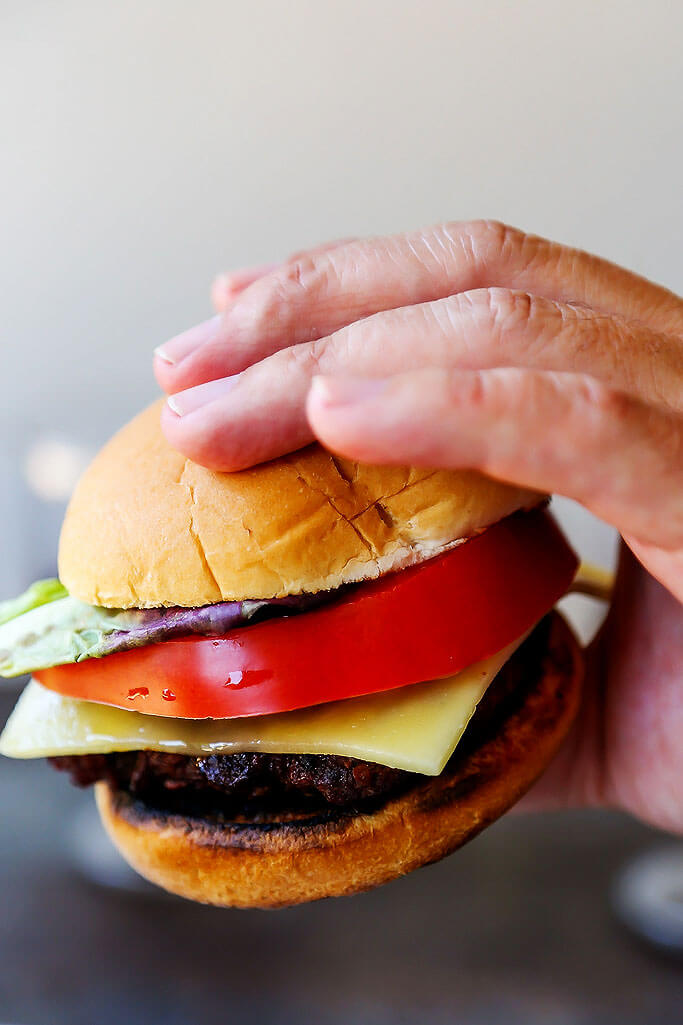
[0,637,523,775]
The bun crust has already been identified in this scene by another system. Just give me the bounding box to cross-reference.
[95,612,582,908]
[59,401,542,607]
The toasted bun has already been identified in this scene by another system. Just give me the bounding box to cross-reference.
[59,401,542,607]
[95,612,582,908]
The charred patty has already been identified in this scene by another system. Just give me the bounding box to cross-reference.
[51,617,552,818]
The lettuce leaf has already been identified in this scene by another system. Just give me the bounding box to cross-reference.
[0,578,68,627]
[0,581,329,678]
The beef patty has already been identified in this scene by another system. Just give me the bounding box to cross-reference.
[51,617,550,817]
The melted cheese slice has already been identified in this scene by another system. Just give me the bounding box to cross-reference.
[0,637,523,775]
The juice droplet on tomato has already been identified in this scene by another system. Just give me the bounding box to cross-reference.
[223,669,270,689]
[162,688,176,702]
[127,687,149,700]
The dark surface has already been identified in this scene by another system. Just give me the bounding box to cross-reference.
[1,685,682,1025]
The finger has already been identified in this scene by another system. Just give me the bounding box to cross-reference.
[306,368,683,550]
[287,237,357,262]
[211,264,280,312]
[161,372,315,472]
[210,239,357,313]
[160,288,682,472]
[621,536,683,604]
[523,547,683,824]
[514,637,606,814]
[155,220,683,393]
[386,289,683,411]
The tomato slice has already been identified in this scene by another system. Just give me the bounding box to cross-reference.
[35,508,577,719]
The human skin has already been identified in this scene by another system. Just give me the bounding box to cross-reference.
[154,221,683,833]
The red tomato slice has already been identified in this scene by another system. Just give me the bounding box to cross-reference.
[35,508,577,719]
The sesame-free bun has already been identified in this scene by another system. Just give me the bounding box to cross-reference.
[59,401,542,607]
[95,612,581,908]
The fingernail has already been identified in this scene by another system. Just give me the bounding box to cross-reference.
[309,375,388,408]
[155,315,222,367]
[153,346,176,365]
[167,375,240,417]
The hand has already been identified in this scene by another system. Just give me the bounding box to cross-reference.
[154,220,683,833]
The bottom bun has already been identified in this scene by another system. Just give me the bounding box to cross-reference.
[95,611,582,909]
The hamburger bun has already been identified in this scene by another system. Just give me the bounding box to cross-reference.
[95,611,582,908]
[59,401,543,608]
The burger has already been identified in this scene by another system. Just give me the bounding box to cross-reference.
[0,402,582,908]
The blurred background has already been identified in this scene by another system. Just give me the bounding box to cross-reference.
[1,2,681,1023]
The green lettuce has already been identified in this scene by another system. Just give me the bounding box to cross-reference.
[0,579,328,679]
[0,578,68,627]
[0,581,146,678]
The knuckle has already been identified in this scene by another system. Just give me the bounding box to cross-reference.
[585,379,630,422]
[447,368,490,411]
[577,378,645,445]
[456,219,523,265]
[440,287,547,362]
[272,255,317,300]
[258,254,331,323]
[280,335,330,377]
[461,218,508,250]
[478,287,540,335]
[278,253,321,292]
[306,334,331,371]
[440,219,549,284]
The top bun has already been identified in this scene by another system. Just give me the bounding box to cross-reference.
[59,401,542,608]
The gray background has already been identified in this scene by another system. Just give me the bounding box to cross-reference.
[3,0,682,586]
[2,1,681,436]
[1,2,681,1022]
